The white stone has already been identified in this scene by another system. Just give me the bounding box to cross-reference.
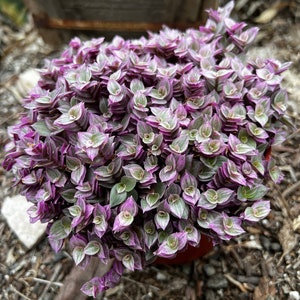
[289,291,300,300]
[1,195,47,249]
[16,68,40,101]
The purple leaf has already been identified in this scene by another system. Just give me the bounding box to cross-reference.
[243,200,271,222]
[154,232,187,259]
[154,210,170,230]
[113,211,134,232]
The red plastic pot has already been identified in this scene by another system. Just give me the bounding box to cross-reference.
[265,146,272,162]
[155,234,213,265]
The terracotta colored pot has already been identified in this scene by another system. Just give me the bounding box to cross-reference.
[264,146,272,162]
[155,234,213,265]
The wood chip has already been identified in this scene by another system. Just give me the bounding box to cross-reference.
[254,1,290,23]
[253,277,276,300]
[292,216,300,233]
[278,221,298,265]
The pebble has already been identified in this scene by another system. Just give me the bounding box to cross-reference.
[156,272,168,281]
[204,289,216,300]
[203,264,216,277]
[1,195,47,249]
[260,236,271,250]
[270,242,282,252]
[289,291,300,300]
[206,274,228,289]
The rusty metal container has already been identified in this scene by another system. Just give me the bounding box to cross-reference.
[24,0,218,44]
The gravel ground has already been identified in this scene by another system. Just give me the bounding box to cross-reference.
[0,1,300,299]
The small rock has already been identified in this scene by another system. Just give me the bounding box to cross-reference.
[270,242,282,252]
[182,264,192,275]
[260,236,271,250]
[203,264,216,277]
[206,274,228,289]
[156,272,168,281]
[289,291,300,300]
[204,289,217,300]
[1,195,47,249]
[16,68,40,101]
[141,292,154,300]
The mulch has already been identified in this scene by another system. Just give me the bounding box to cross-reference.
[0,1,299,299]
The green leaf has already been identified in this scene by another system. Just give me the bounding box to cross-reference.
[36,96,52,104]
[61,189,76,203]
[244,201,270,222]
[84,241,101,256]
[169,134,189,154]
[130,79,145,93]
[146,193,160,207]
[73,246,85,265]
[268,160,283,183]
[255,112,268,127]
[235,143,256,154]
[90,132,107,147]
[116,183,126,193]
[79,68,91,83]
[273,90,287,112]
[107,79,121,95]
[133,92,147,107]
[46,169,62,183]
[149,88,166,100]
[66,156,81,171]
[153,182,166,197]
[110,184,127,207]
[155,211,170,230]
[238,129,257,148]
[142,132,155,144]
[121,176,136,192]
[68,205,82,217]
[198,167,216,182]
[122,254,135,271]
[197,123,212,141]
[237,185,269,201]
[168,195,188,219]
[31,120,51,136]
[205,189,218,204]
[127,188,138,201]
[50,217,72,240]
[251,156,265,175]
[217,188,234,204]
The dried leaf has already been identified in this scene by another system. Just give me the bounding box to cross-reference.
[254,2,289,24]
[278,221,297,255]
[292,216,300,233]
[253,276,276,300]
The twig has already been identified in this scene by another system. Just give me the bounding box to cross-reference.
[32,277,63,287]
[0,112,20,126]
[224,273,249,293]
[282,181,300,198]
[122,276,160,292]
[230,247,244,271]
[123,292,132,300]
[272,184,293,224]
[279,165,297,182]
[285,128,300,141]
[272,145,297,153]
[39,264,62,299]
[236,275,260,285]
[9,284,32,300]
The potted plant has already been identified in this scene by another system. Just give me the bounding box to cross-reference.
[2,2,291,297]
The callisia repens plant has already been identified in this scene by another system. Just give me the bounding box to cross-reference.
[2,2,291,297]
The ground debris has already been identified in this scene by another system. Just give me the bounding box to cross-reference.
[1,195,47,249]
[1,1,300,299]
[253,276,277,300]
[278,221,299,265]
